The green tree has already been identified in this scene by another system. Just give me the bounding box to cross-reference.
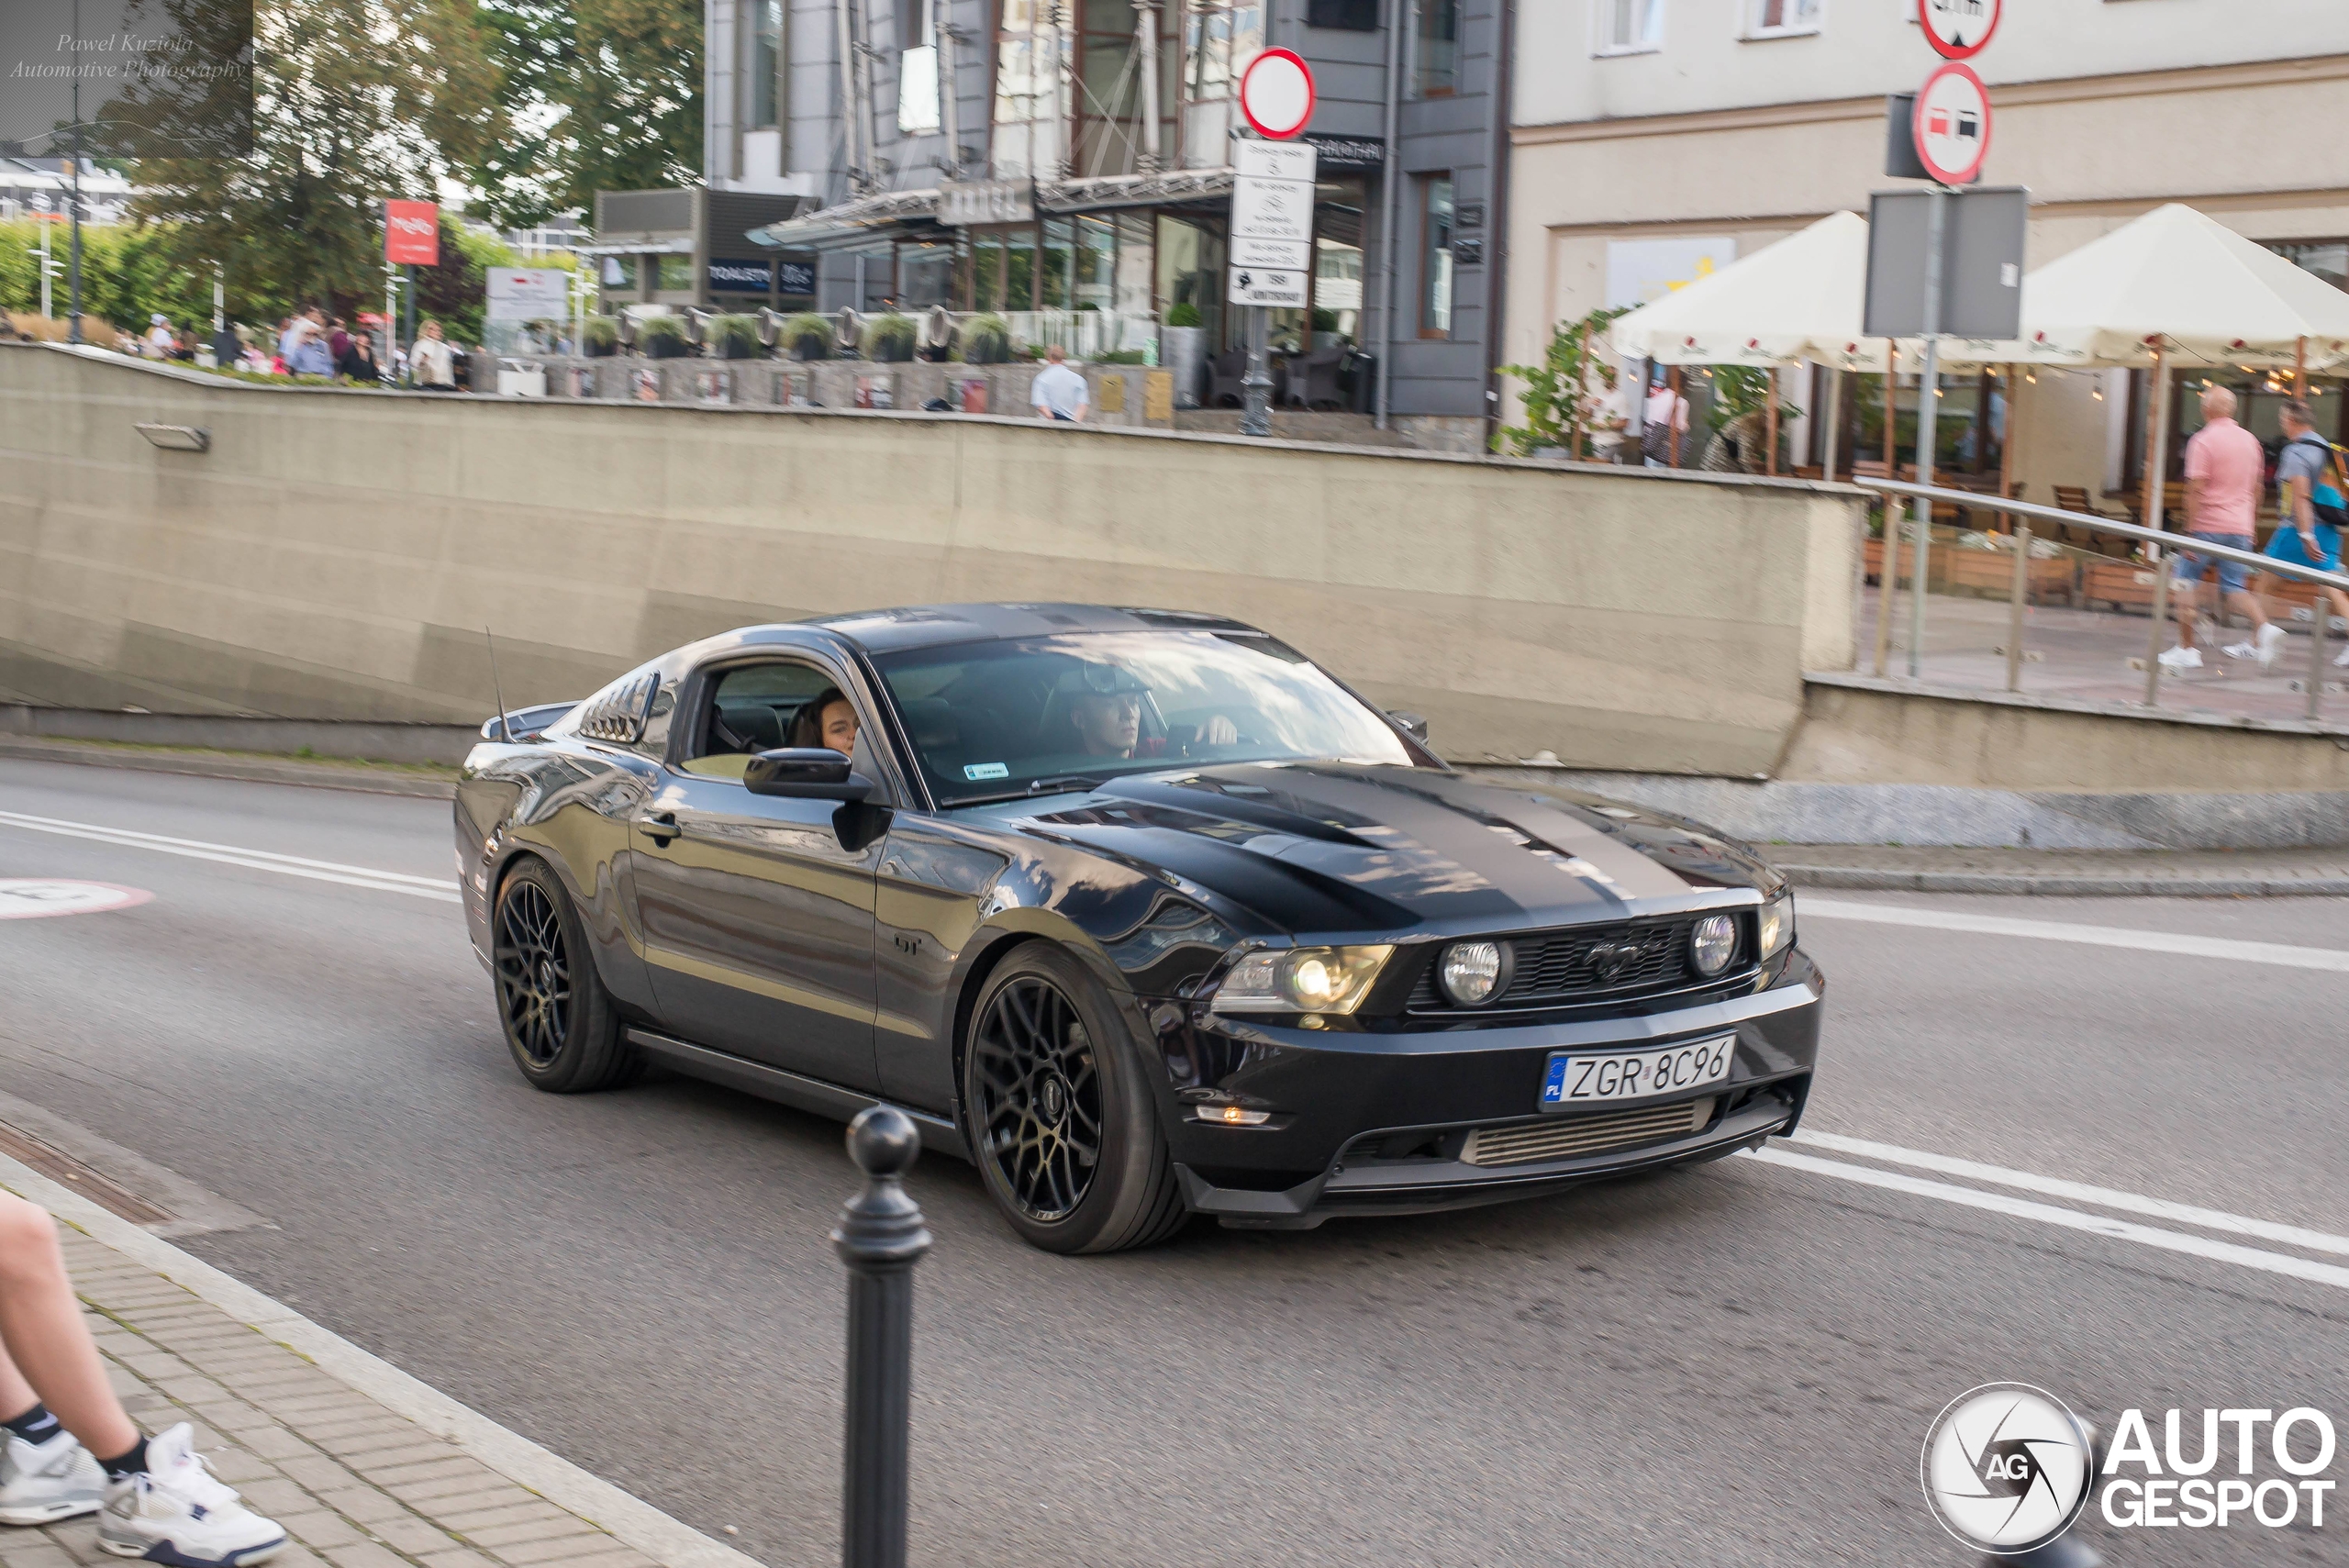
[129,0,507,325]
[1495,306,1631,458]
[465,0,703,227]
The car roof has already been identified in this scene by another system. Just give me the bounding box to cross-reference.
[786,602,1269,655]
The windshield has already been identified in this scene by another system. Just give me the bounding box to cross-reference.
[872,630,1415,806]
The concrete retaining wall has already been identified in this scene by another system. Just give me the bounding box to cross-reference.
[0,343,1860,777]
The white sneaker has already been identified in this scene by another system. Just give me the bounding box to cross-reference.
[2158,645,2203,671]
[2221,640,2260,661]
[2257,622,2289,667]
[0,1429,106,1525]
[2332,645,2349,668]
[96,1425,284,1566]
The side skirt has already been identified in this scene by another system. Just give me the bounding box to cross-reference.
[623,1028,971,1163]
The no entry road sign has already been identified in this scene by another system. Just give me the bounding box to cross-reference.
[1240,49,1315,140]
[1912,61,1992,187]
[1918,0,2000,61]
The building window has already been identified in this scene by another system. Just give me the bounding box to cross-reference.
[656,255,695,292]
[600,256,638,290]
[1418,174,1453,338]
[2267,239,2349,292]
[1742,0,1820,38]
[1306,0,1378,28]
[749,0,783,128]
[898,0,940,133]
[1181,0,1263,166]
[1415,0,1459,96]
[1597,0,1663,55]
[993,0,1068,178]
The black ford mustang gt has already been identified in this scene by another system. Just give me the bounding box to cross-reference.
[455,604,1821,1252]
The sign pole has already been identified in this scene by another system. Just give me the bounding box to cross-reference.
[1906,185,1947,678]
[1241,306,1273,437]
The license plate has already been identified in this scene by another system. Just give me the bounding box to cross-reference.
[1541,1036,1735,1109]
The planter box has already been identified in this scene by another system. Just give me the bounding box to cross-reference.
[2081,560,2159,614]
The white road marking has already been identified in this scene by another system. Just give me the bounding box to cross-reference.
[1799,895,2349,973]
[1746,1146,2349,1293]
[0,810,461,903]
[1794,1131,2349,1259]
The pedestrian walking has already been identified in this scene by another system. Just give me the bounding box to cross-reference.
[326,316,351,366]
[282,307,333,377]
[1642,377,1688,468]
[0,1193,286,1564]
[410,318,457,391]
[142,314,173,358]
[2162,385,2285,672]
[2258,396,2349,666]
[1030,345,1089,422]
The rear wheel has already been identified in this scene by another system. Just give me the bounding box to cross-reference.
[492,860,640,1093]
[963,944,1187,1254]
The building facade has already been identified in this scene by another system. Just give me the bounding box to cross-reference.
[1505,1,2349,488]
[700,0,1504,429]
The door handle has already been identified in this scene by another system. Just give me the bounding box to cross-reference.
[641,811,683,844]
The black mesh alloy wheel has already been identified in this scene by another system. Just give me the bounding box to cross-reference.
[491,860,640,1093]
[963,944,1187,1253]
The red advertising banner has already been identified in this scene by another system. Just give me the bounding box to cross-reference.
[384,200,440,266]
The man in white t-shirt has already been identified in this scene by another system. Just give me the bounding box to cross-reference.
[1030,345,1089,422]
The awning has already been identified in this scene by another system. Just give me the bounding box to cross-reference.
[745,166,1242,250]
[1612,212,1871,369]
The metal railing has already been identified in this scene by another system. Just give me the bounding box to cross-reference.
[1855,478,2349,723]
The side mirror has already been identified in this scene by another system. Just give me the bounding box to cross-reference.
[744,747,874,801]
[1387,710,1430,744]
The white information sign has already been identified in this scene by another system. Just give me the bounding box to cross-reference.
[1231,235,1311,272]
[1234,139,1318,183]
[1230,170,1315,247]
[485,267,573,321]
[1228,266,1308,308]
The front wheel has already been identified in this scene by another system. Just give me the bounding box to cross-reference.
[963,944,1187,1254]
[492,859,640,1093]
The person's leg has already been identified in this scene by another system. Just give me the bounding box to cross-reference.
[0,1195,136,1461]
[2173,556,2205,650]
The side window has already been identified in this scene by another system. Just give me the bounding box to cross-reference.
[680,662,882,786]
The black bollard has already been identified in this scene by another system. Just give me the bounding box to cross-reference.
[832,1106,932,1568]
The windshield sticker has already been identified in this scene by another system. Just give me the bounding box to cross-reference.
[963,762,1011,781]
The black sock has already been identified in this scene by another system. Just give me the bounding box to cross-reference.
[97,1436,148,1480]
[1,1403,61,1445]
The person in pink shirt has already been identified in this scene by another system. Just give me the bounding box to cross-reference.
[2163,385,2286,672]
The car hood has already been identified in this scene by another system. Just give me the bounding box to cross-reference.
[1019,762,1781,938]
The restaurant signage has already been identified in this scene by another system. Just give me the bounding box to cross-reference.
[938,179,1035,226]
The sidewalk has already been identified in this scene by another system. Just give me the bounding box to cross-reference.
[1777,843,2349,895]
[0,1157,753,1568]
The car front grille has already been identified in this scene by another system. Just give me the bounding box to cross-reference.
[1407,915,1748,1012]
[1459,1097,1715,1168]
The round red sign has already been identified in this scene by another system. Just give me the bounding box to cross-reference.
[1912,61,1992,187]
[1240,49,1316,140]
[1918,0,2000,61]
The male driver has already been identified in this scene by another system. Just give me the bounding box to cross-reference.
[1030,345,1089,423]
[2162,385,2285,672]
[2260,397,2349,668]
[1067,676,1236,760]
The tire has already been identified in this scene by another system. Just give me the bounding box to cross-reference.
[491,859,641,1093]
[963,943,1188,1254]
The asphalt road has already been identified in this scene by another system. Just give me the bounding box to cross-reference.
[2,756,2342,1567]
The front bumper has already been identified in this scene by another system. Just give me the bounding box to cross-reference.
[1152,949,1823,1228]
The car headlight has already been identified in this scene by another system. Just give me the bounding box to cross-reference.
[1211,945,1393,1015]
[1690,914,1738,977]
[1437,939,1513,1006]
[1758,892,1795,960]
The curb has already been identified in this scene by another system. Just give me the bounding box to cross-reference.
[0,1150,764,1568]
[1784,865,2349,896]
[0,737,458,798]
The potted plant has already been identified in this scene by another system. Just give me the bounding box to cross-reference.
[957,313,1011,364]
[1161,302,1206,410]
[638,315,689,360]
[863,312,917,362]
[582,316,619,357]
[782,312,832,361]
[710,314,763,360]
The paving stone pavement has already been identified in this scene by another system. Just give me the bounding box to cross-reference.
[0,1229,662,1568]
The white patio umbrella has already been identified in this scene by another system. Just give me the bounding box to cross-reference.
[1610,211,1870,367]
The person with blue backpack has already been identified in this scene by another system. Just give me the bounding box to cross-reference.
[2261,397,2349,668]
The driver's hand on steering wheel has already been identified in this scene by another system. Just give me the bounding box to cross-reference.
[1199,715,1239,746]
